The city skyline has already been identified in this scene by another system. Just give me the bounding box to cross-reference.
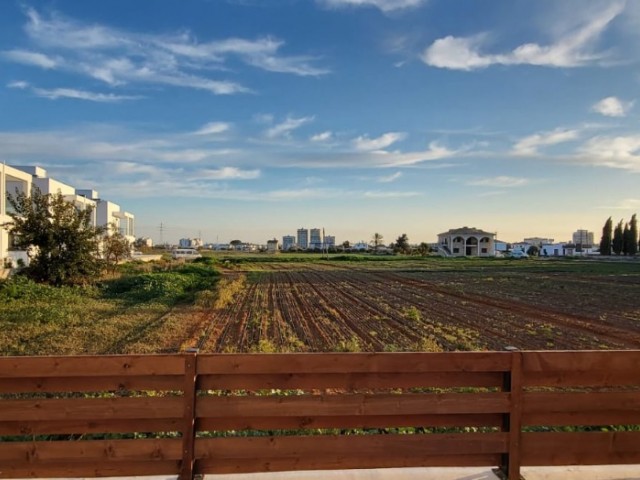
[1,1,639,244]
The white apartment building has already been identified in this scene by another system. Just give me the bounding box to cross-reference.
[523,237,554,247]
[297,228,309,249]
[309,228,323,250]
[572,229,594,246]
[324,235,336,248]
[179,238,203,249]
[1,164,136,267]
[282,235,296,251]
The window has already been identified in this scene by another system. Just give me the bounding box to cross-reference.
[453,248,459,253]
[481,248,487,253]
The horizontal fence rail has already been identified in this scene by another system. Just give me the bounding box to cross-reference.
[0,351,639,479]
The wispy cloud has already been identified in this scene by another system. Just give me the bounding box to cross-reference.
[363,190,422,198]
[3,7,328,97]
[591,96,634,117]
[310,131,333,142]
[422,2,624,70]
[467,176,529,188]
[598,198,640,210]
[512,128,581,156]
[353,132,407,151]
[377,171,402,183]
[577,135,640,171]
[192,122,231,136]
[318,0,427,13]
[2,49,58,68]
[264,115,315,139]
[199,167,260,180]
[8,81,141,102]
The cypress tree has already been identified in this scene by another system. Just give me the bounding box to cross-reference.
[612,220,624,255]
[629,214,638,256]
[599,217,612,255]
[623,223,631,255]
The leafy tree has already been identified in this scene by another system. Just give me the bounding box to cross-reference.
[628,214,638,256]
[394,233,410,254]
[612,220,624,255]
[416,242,430,256]
[599,217,612,255]
[6,189,105,286]
[371,232,384,253]
[341,240,350,251]
[527,245,539,257]
[103,222,131,273]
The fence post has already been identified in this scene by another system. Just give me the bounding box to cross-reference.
[495,348,523,480]
[180,348,199,480]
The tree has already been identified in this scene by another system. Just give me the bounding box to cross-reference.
[341,240,350,251]
[103,223,131,273]
[416,242,430,256]
[623,222,631,255]
[612,220,624,255]
[371,233,384,253]
[628,214,638,256]
[394,233,410,254]
[599,217,612,255]
[527,245,539,257]
[6,189,105,286]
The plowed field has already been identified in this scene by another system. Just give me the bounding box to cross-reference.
[197,259,640,352]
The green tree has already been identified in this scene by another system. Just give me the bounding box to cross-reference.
[599,217,612,255]
[103,222,131,273]
[628,214,638,256]
[371,232,384,253]
[612,220,624,255]
[623,222,631,255]
[394,233,410,254]
[527,245,540,257]
[417,242,430,256]
[6,189,105,286]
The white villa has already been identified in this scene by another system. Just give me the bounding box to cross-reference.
[437,227,496,257]
[1,164,135,269]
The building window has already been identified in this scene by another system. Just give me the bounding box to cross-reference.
[481,248,487,253]
[453,248,459,253]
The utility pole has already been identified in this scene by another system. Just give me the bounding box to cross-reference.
[158,222,164,247]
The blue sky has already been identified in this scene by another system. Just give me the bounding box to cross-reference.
[1,0,639,245]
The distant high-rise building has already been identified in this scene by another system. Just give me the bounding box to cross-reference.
[297,228,309,249]
[572,229,594,246]
[282,235,296,251]
[324,235,336,248]
[310,228,323,250]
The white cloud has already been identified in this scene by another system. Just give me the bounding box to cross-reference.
[198,167,260,180]
[512,128,581,156]
[318,0,427,13]
[591,96,634,117]
[364,190,421,198]
[7,80,30,89]
[353,132,407,151]
[3,7,328,97]
[377,171,402,183]
[193,122,231,136]
[31,86,141,102]
[422,2,624,70]
[599,198,640,210]
[265,116,314,139]
[578,135,640,171]
[2,49,58,69]
[467,176,529,188]
[310,131,333,142]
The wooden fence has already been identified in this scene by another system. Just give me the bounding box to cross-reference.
[1,351,639,479]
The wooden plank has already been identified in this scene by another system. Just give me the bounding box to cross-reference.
[195,433,508,460]
[522,351,640,375]
[522,370,640,388]
[196,392,510,418]
[0,461,180,478]
[0,355,185,378]
[198,413,503,431]
[0,438,183,462]
[196,454,502,474]
[198,371,503,390]
[0,375,183,393]
[180,350,198,480]
[523,391,640,414]
[0,396,184,421]
[521,432,640,466]
[523,410,640,427]
[0,418,183,435]
[498,350,523,480]
[197,352,512,375]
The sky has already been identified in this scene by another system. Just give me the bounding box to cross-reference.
[1,0,639,245]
